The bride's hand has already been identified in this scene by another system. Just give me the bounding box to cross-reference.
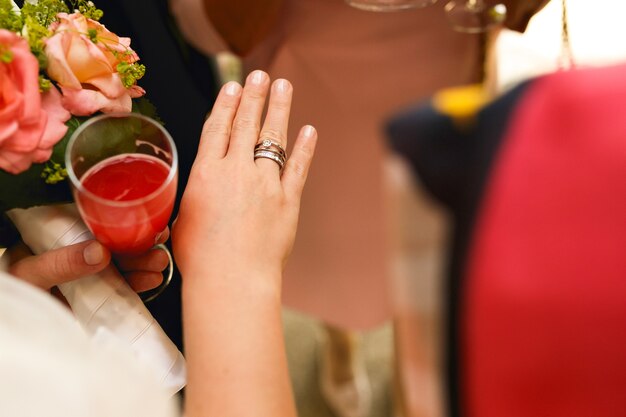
[172,70,317,285]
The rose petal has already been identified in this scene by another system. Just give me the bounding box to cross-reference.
[10,41,42,124]
[129,85,146,99]
[39,86,71,149]
[45,32,83,89]
[0,122,19,145]
[86,72,127,98]
[61,87,132,116]
[0,148,35,174]
[0,116,46,153]
[70,36,114,81]
[31,147,54,164]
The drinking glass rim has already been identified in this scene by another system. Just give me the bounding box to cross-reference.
[65,112,179,208]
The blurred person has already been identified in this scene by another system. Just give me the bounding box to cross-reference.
[168,2,480,415]
[167,1,545,416]
[387,60,626,417]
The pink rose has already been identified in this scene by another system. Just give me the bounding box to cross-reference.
[45,13,145,116]
[0,29,70,174]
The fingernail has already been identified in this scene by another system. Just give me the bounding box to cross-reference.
[303,125,316,138]
[275,79,290,93]
[224,81,241,96]
[83,241,104,265]
[249,70,266,85]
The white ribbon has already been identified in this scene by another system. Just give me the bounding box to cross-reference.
[7,204,186,395]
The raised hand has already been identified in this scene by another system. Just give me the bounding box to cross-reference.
[173,70,317,284]
[173,70,317,417]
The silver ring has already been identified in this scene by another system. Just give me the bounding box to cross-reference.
[254,149,285,170]
[255,139,286,158]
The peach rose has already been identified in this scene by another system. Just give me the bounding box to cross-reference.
[0,29,70,174]
[45,13,145,116]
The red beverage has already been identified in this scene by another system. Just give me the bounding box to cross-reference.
[77,153,176,254]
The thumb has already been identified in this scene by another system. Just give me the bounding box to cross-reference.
[9,241,111,290]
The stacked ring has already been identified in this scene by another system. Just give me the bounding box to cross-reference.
[254,139,287,170]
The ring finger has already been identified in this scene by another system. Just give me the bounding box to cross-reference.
[255,79,292,173]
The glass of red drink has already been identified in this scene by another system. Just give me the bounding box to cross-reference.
[65,113,178,301]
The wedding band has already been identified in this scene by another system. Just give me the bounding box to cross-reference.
[254,149,285,170]
[255,138,286,158]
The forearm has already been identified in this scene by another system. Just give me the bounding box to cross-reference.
[174,72,316,417]
[182,262,297,417]
[201,0,285,56]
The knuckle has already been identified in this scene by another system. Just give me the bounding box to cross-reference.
[259,128,286,145]
[246,88,266,101]
[232,116,260,133]
[266,183,283,199]
[289,159,307,177]
[256,176,281,197]
[273,96,292,111]
[269,94,291,109]
[52,251,74,279]
[203,120,231,137]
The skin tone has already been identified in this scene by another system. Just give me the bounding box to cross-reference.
[174,70,317,417]
[200,0,549,57]
[202,0,285,56]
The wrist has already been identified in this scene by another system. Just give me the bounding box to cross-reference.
[181,259,283,301]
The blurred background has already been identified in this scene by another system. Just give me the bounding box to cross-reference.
[272,1,626,416]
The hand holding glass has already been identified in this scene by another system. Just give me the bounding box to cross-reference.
[66,113,177,301]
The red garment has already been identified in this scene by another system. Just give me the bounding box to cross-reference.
[388,63,626,416]
[464,65,626,417]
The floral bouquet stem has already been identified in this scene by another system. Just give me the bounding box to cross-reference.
[7,204,186,395]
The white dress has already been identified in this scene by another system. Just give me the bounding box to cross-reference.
[0,271,178,417]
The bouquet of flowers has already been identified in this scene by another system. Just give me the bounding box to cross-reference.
[0,0,156,210]
[0,0,184,393]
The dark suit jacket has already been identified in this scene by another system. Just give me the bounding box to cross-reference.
[101,0,218,350]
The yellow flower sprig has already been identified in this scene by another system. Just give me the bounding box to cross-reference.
[75,0,103,21]
[0,0,23,32]
[41,160,68,185]
[117,60,146,88]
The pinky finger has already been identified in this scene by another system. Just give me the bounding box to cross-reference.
[282,125,317,200]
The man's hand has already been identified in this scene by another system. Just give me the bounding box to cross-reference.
[5,232,169,292]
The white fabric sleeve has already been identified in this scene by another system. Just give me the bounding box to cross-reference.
[0,272,179,417]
